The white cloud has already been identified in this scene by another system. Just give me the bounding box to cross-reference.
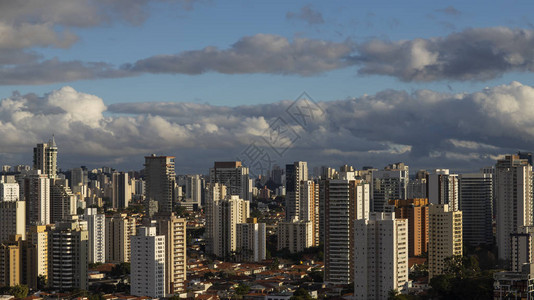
[2,83,534,171]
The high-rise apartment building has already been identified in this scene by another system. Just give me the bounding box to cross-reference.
[511,226,534,272]
[324,172,370,284]
[0,201,25,243]
[428,169,459,211]
[33,137,58,179]
[209,162,251,200]
[154,213,187,295]
[496,155,533,262]
[105,213,136,263]
[131,225,166,298]
[49,216,88,290]
[428,204,463,280]
[145,155,176,214]
[0,176,19,202]
[354,212,408,300]
[24,225,50,289]
[459,172,493,246]
[277,219,313,253]
[85,208,106,264]
[407,178,427,199]
[50,179,76,223]
[205,183,227,254]
[285,161,308,221]
[212,195,250,258]
[299,180,319,246]
[20,170,50,226]
[112,172,131,209]
[0,235,22,287]
[372,163,409,212]
[236,218,266,262]
[184,174,203,208]
[389,198,429,257]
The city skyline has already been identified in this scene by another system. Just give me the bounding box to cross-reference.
[2,2,534,173]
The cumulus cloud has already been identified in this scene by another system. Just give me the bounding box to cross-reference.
[286,5,325,25]
[354,27,534,81]
[2,83,534,172]
[130,34,354,75]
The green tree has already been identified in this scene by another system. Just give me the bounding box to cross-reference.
[109,262,130,277]
[9,285,29,298]
[234,283,250,295]
[290,288,312,300]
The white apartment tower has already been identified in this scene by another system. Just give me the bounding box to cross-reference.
[496,155,533,262]
[205,183,227,254]
[354,212,408,300]
[213,195,250,258]
[33,137,58,179]
[324,172,370,284]
[237,218,266,262]
[428,204,463,279]
[277,219,313,253]
[428,169,459,211]
[131,225,166,298]
[85,208,106,264]
[21,170,50,226]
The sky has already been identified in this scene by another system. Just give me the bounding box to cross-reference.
[2,0,534,174]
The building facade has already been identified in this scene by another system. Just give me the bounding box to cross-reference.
[354,212,408,300]
[154,213,187,295]
[131,225,166,298]
[428,204,463,279]
[496,155,533,262]
[324,172,370,284]
[459,172,493,246]
[145,155,176,214]
[237,218,266,262]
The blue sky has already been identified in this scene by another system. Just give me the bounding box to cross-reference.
[2,1,534,173]
[3,1,534,105]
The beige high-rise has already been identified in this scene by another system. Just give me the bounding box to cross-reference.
[106,213,136,263]
[24,225,50,289]
[0,235,22,287]
[154,213,187,295]
[428,204,462,279]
